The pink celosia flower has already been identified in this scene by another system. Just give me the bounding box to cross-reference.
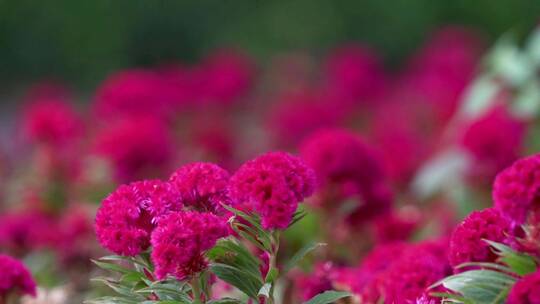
[229,152,316,229]
[56,205,96,266]
[266,90,344,147]
[196,49,255,105]
[370,99,434,186]
[300,129,392,224]
[461,107,525,183]
[448,208,514,268]
[0,254,36,298]
[324,44,386,102]
[169,162,233,214]
[335,242,408,302]
[94,180,182,256]
[294,262,334,301]
[493,154,540,225]
[94,69,173,120]
[507,269,540,304]
[189,115,236,170]
[0,211,57,254]
[380,240,450,303]
[22,98,83,147]
[372,207,421,243]
[404,26,484,121]
[92,116,174,182]
[150,211,228,280]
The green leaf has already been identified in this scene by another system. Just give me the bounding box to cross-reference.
[84,296,140,304]
[284,242,326,273]
[432,269,516,304]
[485,240,538,275]
[207,239,262,278]
[92,259,134,274]
[210,263,263,299]
[303,290,351,304]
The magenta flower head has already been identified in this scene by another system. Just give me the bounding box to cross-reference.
[0,254,36,298]
[95,180,182,256]
[507,269,540,304]
[197,49,255,105]
[300,129,392,223]
[324,44,386,102]
[150,211,229,280]
[94,69,172,120]
[294,262,334,301]
[0,211,57,254]
[22,98,83,147]
[229,152,316,230]
[266,90,344,148]
[493,154,540,225]
[448,208,514,269]
[92,116,174,182]
[169,162,233,214]
[461,106,525,182]
[380,240,450,303]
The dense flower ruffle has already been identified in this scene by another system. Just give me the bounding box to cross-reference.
[150,211,229,280]
[507,269,540,304]
[448,208,514,268]
[229,151,316,229]
[169,162,233,214]
[0,254,36,298]
[94,180,182,256]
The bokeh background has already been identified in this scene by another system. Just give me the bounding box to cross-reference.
[1,0,539,91]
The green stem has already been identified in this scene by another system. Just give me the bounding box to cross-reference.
[191,276,203,304]
[266,230,281,304]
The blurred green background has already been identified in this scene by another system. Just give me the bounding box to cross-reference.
[0,0,539,91]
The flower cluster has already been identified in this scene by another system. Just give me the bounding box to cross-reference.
[0,254,36,298]
[493,153,540,224]
[508,269,540,304]
[151,211,228,280]
[300,128,392,225]
[229,151,316,229]
[169,162,232,214]
[92,116,175,182]
[448,207,514,268]
[94,180,182,256]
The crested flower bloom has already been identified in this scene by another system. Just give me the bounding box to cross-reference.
[335,242,409,302]
[94,180,182,256]
[94,69,173,120]
[300,129,392,224]
[150,211,228,280]
[324,44,386,102]
[92,116,174,182]
[22,98,83,147]
[169,162,233,214]
[56,205,96,266]
[266,90,345,147]
[404,26,483,121]
[448,208,514,268]
[229,152,316,229]
[294,262,334,301]
[370,99,434,186]
[380,240,450,303]
[0,211,57,255]
[507,269,540,304]
[493,154,540,225]
[0,254,37,298]
[461,106,525,183]
[196,49,255,105]
[189,116,236,169]
[372,207,421,243]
